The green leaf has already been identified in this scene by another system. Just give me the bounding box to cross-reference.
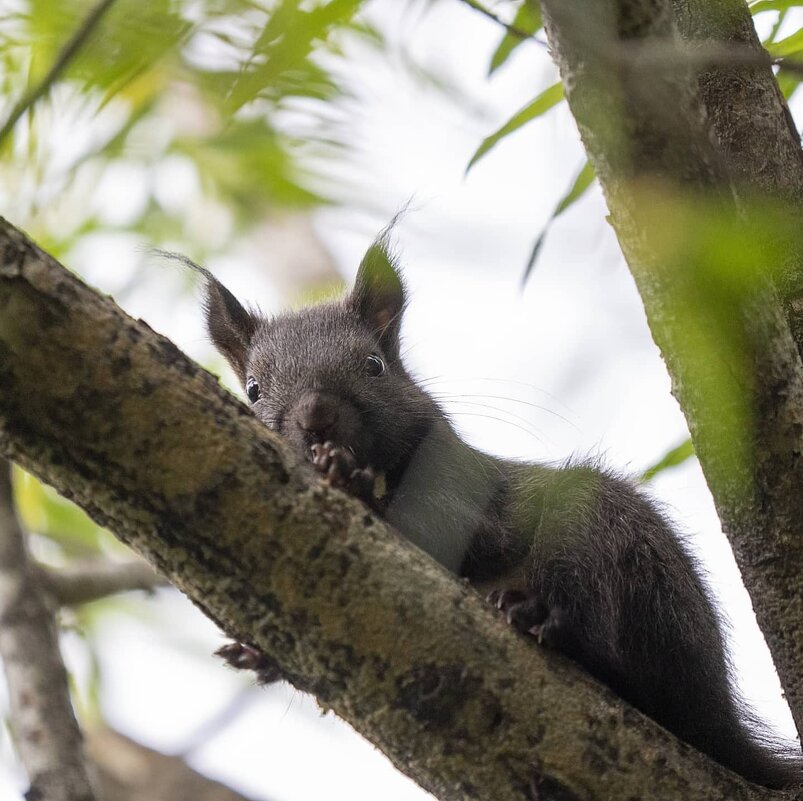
[522,160,596,283]
[13,469,111,556]
[467,81,563,172]
[776,68,801,99]
[226,0,363,112]
[749,0,803,13]
[174,118,321,213]
[641,439,695,482]
[767,27,803,57]
[488,2,542,75]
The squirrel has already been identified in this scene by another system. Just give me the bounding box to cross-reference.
[185,232,800,789]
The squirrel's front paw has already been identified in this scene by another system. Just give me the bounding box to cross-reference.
[311,441,377,505]
[487,589,567,648]
[215,641,283,685]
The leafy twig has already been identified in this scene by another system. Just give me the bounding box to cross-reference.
[0,0,118,148]
[456,0,546,44]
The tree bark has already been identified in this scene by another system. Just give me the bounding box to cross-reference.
[0,216,780,800]
[0,461,98,801]
[672,0,803,345]
[538,0,803,741]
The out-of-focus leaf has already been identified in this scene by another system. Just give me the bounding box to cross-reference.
[175,118,320,214]
[226,0,363,111]
[750,0,803,12]
[641,439,695,482]
[623,189,803,490]
[25,0,191,96]
[763,7,789,44]
[768,27,803,58]
[523,159,596,283]
[13,469,109,556]
[488,1,542,75]
[467,81,563,172]
[776,68,801,99]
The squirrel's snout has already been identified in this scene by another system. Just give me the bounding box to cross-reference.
[294,391,339,438]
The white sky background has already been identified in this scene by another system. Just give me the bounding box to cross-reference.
[1,2,802,800]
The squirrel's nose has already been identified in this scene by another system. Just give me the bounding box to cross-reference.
[295,392,339,437]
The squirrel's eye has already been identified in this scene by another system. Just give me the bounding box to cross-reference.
[365,354,385,377]
[246,377,260,403]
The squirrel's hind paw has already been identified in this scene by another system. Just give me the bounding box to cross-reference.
[215,641,283,685]
[487,589,569,649]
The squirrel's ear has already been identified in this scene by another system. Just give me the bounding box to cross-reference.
[350,236,406,353]
[202,275,257,383]
[155,250,256,383]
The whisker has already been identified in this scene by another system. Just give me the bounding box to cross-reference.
[446,412,546,447]
[428,392,578,430]
[432,398,547,438]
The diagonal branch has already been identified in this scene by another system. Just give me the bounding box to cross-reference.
[0,460,97,801]
[0,217,781,800]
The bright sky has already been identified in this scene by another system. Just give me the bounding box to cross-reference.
[1,2,801,800]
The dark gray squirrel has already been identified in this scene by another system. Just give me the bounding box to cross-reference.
[187,231,800,789]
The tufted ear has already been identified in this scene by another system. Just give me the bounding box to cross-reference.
[156,251,256,383]
[349,234,406,356]
[201,273,257,384]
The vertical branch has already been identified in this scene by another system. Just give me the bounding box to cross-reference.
[537,0,803,739]
[0,461,97,801]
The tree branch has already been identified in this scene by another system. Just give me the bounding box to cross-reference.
[37,558,168,606]
[0,217,782,799]
[0,461,97,801]
[87,726,266,801]
[537,0,803,741]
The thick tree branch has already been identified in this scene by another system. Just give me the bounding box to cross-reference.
[0,217,779,799]
[0,461,97,801]
[538,0,803,741]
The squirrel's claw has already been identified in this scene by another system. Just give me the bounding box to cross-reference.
[215,641,283,686]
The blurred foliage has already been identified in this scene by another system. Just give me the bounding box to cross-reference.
[12,467,121,559]
[474,0,803,274]
[641,439,695,482]
[523,159,595,281]
[627,185,803,490]
[467,80,562,170]
[0,0,377,259]
[487,0,541,76]
[0,0,379,723]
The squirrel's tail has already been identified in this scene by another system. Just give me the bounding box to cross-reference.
[705,703,801,788]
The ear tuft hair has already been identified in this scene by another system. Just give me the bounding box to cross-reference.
[349,226,406,355]
[155,250,256,383]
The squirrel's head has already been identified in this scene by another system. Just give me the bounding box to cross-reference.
[197,234,439,474]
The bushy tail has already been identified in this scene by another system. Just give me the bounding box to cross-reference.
[706,704,801,789]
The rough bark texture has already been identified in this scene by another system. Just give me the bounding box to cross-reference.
[0,217,783,800]
[672,0,803,343]
[538,0,803,742]
[0,461,97,801]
